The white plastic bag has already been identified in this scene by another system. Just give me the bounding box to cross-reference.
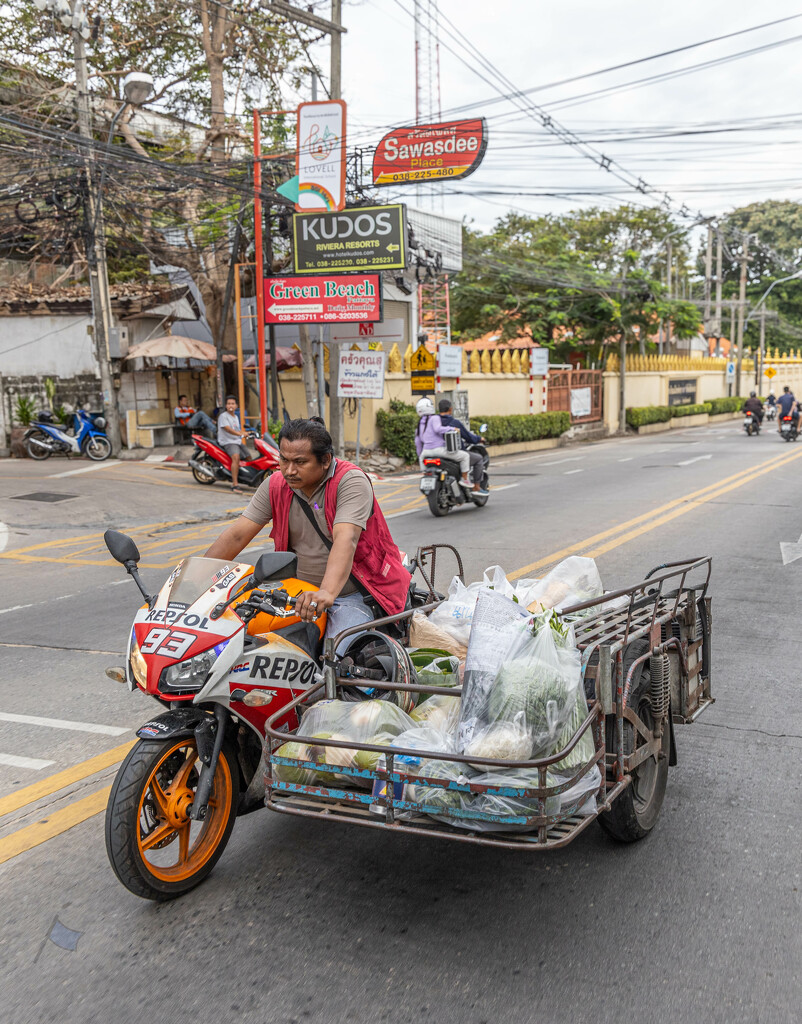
[426,577,486,646]
[410,693,461,733]
[554,763,601,817]
[524,556,604,612]
[481,564,515,600]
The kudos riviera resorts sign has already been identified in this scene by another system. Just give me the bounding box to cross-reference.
[372,118,487,185]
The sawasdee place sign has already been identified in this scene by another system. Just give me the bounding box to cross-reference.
[372,118,487,185]
[292,204,407,274]
[263,273,382,324]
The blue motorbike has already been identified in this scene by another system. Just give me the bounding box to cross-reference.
[24,407,112,461]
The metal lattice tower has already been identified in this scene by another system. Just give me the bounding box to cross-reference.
[414,0,442,124]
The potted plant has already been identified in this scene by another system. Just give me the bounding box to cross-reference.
[10,394,37,458]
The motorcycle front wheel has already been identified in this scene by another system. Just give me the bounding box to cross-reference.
[105,737,239,901]
[84,435,112,461]
[25,430,51,460]
[427,481,452,517]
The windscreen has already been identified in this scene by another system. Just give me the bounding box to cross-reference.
[165,556,243,605]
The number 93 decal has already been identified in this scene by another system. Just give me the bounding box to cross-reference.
[140,628,196,660]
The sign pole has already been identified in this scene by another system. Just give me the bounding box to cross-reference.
[252,115,269,433]
[234,264,247,428]
[355,398,362,466]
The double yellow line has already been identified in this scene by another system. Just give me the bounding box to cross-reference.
[1,446,799,865]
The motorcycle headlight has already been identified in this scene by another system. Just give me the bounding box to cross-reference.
[93,416,106,430]
[159,647,220,693]
[129,634,148,689]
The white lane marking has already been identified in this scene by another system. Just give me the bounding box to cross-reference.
[0,592,78,616]
[618,457,633,462]
[0,712,129,736]
[489,483,520,492]
[678,454,712,466]
[0,753,55,771]
[0,522,7,553]
[49,460,120,479]
[564,469,584,475]
[780,533,802,565]
[541,456,584,466]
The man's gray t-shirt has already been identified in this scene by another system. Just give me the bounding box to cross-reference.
[217,411,240,447]
[242,460,374,592]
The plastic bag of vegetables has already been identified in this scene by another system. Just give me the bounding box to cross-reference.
[459,603,582,767]
[409,653,460,705]
[291,699,416,787]
[410,693,460,733]
[520,555,603,613]
[426,576,487,646]
[465,768,561,830]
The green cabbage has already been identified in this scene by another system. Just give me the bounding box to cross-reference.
[552,696,596,771]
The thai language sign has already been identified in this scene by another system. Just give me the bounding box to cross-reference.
[296,100,346,212]
[372,118,487,185]
[337,350,386,399]
[263,274,381,324]
[292,205,407,274]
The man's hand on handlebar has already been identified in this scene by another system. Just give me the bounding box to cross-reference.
[295,588,335,622]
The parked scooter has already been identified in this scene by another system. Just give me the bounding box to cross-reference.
[780,415,799,442]
[189,432,280,488]
[420,425,489,517]
[743,411,761,436]
[24,407,111,461]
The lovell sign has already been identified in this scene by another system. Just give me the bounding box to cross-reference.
[263,274,382,324]
[292,204,407,274]
[296,100,347,212]
[372,118,487,185]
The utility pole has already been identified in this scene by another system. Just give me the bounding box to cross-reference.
[328,0,345,455]
[665,237,672,351]
[758,306,765,387]
[72,6,122,453]
[714,226,723,356]
[703,222,713,345]
[735,235,749,398]
[618,332,626,434]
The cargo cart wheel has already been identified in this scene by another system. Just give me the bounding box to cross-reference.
[598,644,670,843]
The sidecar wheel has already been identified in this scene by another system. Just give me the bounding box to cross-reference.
[105,737,239,901]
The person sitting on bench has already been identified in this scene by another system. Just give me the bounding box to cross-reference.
[174,395,215,437]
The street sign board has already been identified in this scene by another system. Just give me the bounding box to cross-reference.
[264,274,381,324]
[296,100,346,213]
[264,272,383,323]
[372,118,487,186]
[411,343,436,394]
[668,378,698,407]
[764,366,778,379]
[292,205,407,274]
[337,350,386,399]
[530,348,549,376]
[726,362,736,378]
[331,319,405,347]
[437,344,463,378]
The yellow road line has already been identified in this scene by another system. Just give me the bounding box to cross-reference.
[0,786,111,866]
[0,741,135,819]
[508,448,795,579]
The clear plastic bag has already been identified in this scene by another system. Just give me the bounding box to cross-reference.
[409,653,461,697]
[287,699,416,788]
[554,764,601,817]
[467,768,561,830]
[410,693,461,733]
[481,564,515,600]
[551,688,596,772]
[523,556,603,613]
[459,602,582,767]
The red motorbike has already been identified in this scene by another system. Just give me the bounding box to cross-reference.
[189,432,280,488]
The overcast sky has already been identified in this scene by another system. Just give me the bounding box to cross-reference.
[292,0,802,231]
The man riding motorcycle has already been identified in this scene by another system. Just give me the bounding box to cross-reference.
[742,391,764,423]
[777,386,799,431]
[438,398,488,494]
[204,417,409,651]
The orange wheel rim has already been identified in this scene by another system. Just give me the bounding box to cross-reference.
[136,739,233,883]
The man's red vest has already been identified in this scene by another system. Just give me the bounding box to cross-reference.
[267,459,409,615]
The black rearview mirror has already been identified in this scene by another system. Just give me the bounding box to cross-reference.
[104,529,141,565]
[253,551,298,585]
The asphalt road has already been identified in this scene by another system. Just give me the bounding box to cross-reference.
[0,423,800,1024]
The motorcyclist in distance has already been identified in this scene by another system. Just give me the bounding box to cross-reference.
[776,385,798,431]
[742,391,764,424]
[438,399,488,495]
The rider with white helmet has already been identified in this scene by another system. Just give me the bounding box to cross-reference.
[414,396,476,491]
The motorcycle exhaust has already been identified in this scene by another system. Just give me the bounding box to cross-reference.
[189,457,216,481]
[29,435,55,452]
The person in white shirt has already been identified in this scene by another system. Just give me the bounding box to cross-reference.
[216,395,250,492]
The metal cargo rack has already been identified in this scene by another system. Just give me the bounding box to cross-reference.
[264,552,713,851]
